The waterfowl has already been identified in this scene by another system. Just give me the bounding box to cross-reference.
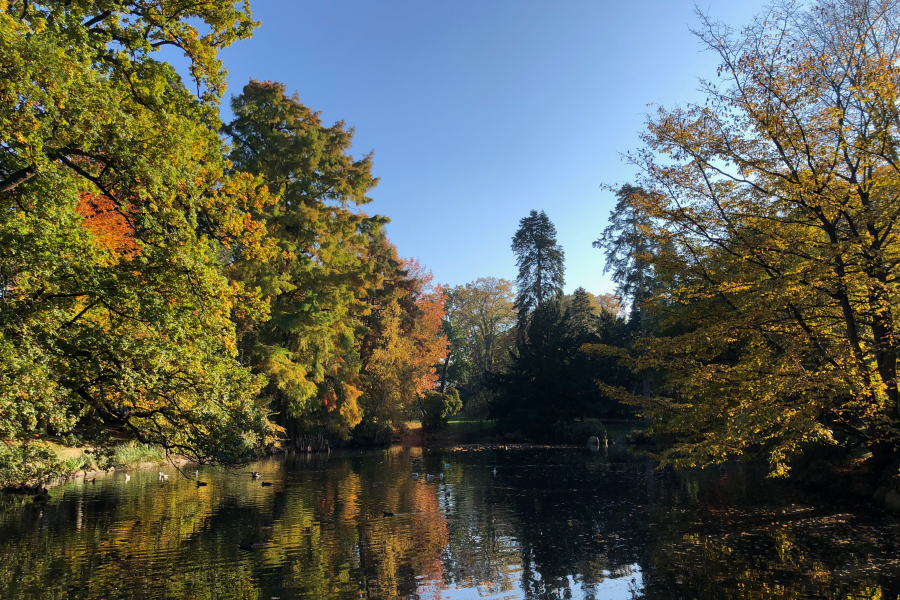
[124,474,130,482]
[193,470,200,478]
[411,472,419,478]
[444,463,450,468]
[250,471,262,479]
[261,481,273,487]
[426,474,434,481]
[492,468,498,476]
[439,473,444,480]
[382,511,395,517]
[196,481,208,487]
[158,472,169,481]
[238,543,254,551]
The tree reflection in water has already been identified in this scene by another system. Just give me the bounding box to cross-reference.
[1,446,898,599]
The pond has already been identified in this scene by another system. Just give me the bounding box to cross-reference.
[2,445,899,599]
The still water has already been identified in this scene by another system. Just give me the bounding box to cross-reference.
[2,445,899,599]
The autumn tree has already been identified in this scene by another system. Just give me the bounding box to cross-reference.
[0,0,275,484]
[613,0,900,473]
[224,80,385,442]
[440,277,516,413]
[354,235,448,442]
[437,286,472,394]
[511,210,565,327]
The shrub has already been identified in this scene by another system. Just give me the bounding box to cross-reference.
[350,420,394,446]
[421,389,462,431]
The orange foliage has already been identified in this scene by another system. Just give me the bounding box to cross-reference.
[76,193,139,261]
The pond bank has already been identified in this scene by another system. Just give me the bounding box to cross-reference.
[2,442,194,496]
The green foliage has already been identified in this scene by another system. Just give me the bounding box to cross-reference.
[225,79,384,441]
[420,389,462,431]
[593,185,658,311]
[440,278,516,414]
[0,1,274,486]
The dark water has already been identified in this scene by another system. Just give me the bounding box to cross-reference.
[2,445,899,599]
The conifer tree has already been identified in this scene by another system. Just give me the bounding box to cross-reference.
[594,185,658,402]
[567,287,598,337]
[511,210,565,327]
[224,80,383,442]
[594,185,657,326]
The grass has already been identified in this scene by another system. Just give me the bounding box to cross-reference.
[110,441,166,466]
[57,454,90,472]
[51,441,167,475]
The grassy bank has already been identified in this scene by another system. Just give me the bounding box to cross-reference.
[53,441,168,474]
[2,440,180,494]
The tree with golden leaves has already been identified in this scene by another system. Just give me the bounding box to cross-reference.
[613,0,900,473]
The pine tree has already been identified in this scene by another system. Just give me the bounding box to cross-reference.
[593,185,657,318]
[511,210,565,327]
[594,185,658,402]
[566,287,597,337]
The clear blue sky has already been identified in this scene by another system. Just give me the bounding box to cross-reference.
[214,0,767,296]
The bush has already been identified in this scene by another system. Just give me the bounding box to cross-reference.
[421,389,462,431]
[350,420,394,447]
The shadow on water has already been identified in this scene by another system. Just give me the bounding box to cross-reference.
[1,446,899,599]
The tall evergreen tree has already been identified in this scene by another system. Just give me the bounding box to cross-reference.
[511,210,565,327]
[594,185,659,401]
[566,287,597,337]
[593,185,657,316]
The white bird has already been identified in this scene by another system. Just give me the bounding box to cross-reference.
[412,472,419,478]
[426,474,434,481]
[124,474,130,482]
[158,472,168,481]
[444,463,450,468]
[492,468,497,476]
[439,473,444,480]
[193,470,199,478]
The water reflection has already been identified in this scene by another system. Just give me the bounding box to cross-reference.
[1,446,898,599]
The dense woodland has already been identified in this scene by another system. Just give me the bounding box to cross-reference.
[4,0,900,486]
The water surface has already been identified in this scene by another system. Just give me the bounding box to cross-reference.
[2,445,898,599]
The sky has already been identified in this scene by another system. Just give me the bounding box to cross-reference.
[212,0,769,296]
